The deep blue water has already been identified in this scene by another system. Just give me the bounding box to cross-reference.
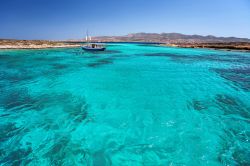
[0,44,249,165]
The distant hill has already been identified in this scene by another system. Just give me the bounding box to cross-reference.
[92,33,250,43]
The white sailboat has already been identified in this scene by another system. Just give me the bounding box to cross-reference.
[82,31,106,51]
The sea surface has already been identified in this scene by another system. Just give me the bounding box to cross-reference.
[0,44,249,166]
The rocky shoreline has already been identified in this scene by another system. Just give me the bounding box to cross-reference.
[162,42,250,51]
[0,40,81,49]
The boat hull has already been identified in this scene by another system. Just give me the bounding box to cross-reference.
[82,47,106,51]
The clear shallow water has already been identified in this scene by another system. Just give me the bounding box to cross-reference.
[0,44,249,166]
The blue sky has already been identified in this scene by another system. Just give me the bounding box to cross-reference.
[0,0,250,40]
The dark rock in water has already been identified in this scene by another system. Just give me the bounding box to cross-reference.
[43,137,69,165]
[188,94,250,122]
[214,94,250,166]
[143,53,216,63]
[201,54,250,65]
[86,58,113,68]
[93,150,111,166]
[144,52,250,66]
[43,137,90,165]
[104,50,121,54]
[0,54,9,59]
[187,99,209,111]
[35,93,89,126]
[49,138,68,155]
[232,148,250,166]
[33,55,64,63]
[0,70,35,83]
[0,147,32,165]
[213,67,250,91]
[143,53,180,58]
[190,99,208,111]
[51,63,68,70]
[215,94,238,106]
[215,94,250,120]
[0,88,36,111]
[0,123,21,142]
[63,99,89,123]
[218,131,250,166]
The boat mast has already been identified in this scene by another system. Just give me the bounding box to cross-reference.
[86,30,89,43]
[86,30,92,44]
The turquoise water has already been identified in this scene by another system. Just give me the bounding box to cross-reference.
[0,44,249,165]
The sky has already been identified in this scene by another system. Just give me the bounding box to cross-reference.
[0,0,250,40]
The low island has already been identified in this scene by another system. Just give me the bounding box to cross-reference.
[0,39,81,49]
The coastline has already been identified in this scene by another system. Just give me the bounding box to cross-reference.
[0,40,81,49]
[0,45,81,49]
[1,39,250,52]
[160,42,250,52]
